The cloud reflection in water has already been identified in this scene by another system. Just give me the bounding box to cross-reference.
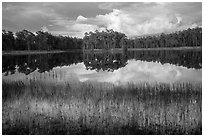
[78,60,201,84]
[3,60,201,85]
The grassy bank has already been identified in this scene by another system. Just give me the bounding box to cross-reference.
[2,50,82,56]
[4,46,200,56]
[2,80,202,135]
[128,46,202,51]
[83,47,201,53]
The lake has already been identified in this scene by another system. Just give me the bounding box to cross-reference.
[2,49,202,135]
[2,49,202,84]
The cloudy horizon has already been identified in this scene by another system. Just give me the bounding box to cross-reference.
[2,2,202,38]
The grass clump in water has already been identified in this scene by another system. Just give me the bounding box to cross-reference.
[2,80,202,135]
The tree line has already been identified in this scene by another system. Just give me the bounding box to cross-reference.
[2,30,82,51]
[2,27,202,51]
[127,27,202,48]
[83,29,127,50]
[83,27,202,49]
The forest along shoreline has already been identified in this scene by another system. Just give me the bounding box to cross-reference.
[3,27,202,54]
[2,47,201,56]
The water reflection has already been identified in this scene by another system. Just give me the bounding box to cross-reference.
[79,60,201,84]
[83,51,128,72]
[3,52,83,76]
[3,60,202,85]
[3,50,201,75]
[2,50,202,84]
[127,50,202,69]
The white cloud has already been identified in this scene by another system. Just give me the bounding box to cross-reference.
[41,26,49,32]
[52,2,201,38]
[76,15,87,21]
[3,2,201,38]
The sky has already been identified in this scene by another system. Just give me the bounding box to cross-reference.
[2,2,202,38]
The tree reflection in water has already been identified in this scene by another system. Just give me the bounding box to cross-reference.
[2,52,83,76]
[2,49,201,76]
[83,51,128,72]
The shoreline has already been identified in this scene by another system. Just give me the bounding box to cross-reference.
[83,46,201,52]
[128,46,202,51]
[2,50,82,55]
[2,47,201,55]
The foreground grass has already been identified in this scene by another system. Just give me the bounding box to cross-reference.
[2,80,202,135]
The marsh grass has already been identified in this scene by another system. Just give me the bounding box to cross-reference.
[2,80,202,135]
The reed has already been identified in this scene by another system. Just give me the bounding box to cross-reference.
[2,80,202,135]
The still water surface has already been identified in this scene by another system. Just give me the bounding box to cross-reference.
[2,50,202,85]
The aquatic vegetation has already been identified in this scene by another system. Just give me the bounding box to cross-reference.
[2,80,202,135]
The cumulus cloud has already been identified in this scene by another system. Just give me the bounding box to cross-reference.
[2,2,202,38]
[77,2,201,37]
[51,2,201,37]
